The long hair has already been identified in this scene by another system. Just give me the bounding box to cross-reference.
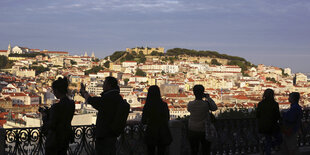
[52,76,69,94]
[145,85,163,108]
[262,88,275,102]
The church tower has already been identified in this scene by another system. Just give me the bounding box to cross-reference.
[7,43,12,54]
[84,52,88,57]
[91,52,95,58]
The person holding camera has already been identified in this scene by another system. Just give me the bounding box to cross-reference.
[44,77,75,155]
[80,76,123,155]
[187,85,217,155]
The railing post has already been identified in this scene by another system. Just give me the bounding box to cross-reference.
[169,120,183,155]
[0,127,5,155]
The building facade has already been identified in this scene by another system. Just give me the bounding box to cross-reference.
[126,47,164,55]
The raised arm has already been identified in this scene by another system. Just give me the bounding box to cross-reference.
[207,97,217,111]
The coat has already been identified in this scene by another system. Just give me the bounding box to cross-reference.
[45,97,75,149]
[141,101,172,145]
[87,89,123,138]
[256,99,281,134]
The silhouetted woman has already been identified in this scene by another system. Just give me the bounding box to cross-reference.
[256,88,282,155]
[45,77,75,155]
[142,85,172,155]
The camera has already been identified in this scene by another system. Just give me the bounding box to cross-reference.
[39,106,50,115]
[203,93,210,98]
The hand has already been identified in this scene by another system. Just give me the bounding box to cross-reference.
[204,93,210,99]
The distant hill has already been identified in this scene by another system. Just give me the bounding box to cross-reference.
[106,48,254,74]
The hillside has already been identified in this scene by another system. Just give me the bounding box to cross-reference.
[106,48,254,74]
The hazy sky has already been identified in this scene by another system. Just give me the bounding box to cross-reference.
[1,0,310,73]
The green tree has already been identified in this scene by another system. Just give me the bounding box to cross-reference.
[0,56,8,69]
[124,78,129,85]
[70,60,77,65]
[135,68,146,77]
[125,53,135,61]
[266,77,277,83]
[85,66,104,75]
[211,59,221,66]
[30,65,50,75]
[94,58,100,62]
[104,61,110,68]
[107,51,126,62]
[9,53,45,57]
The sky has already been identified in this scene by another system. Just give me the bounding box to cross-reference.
[0,0,310,73]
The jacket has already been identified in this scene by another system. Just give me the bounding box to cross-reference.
[187,98,217,132]
[87,89,123,138]
[46,97,75,148]
[256,99,281,134]
[282,102,302,133]
[141,101,172,145]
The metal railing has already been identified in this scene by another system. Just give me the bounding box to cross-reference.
[1,109,310,155]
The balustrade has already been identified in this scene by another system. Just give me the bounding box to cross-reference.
[1,109,310,155]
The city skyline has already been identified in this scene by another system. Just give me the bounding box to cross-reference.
[1,0,310,72]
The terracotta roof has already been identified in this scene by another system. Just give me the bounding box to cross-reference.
[40,51,68,54]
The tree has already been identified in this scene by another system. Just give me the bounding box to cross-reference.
[70,60,77,65]
[104,61,110,68]
[211,59,221,66]
[125,53,135,61]
[108,51,126,62]
[124,78,129,85]
[30,65,50,75]
[266,77,277,83]
[138,57,146,64]
[135,68,146,77]
[85,66,104,75]
[0,56,8,69]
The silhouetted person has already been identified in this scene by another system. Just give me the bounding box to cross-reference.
[141,85,172,155]
[45,77,75,155]
[187,85,217,155]
[282,92,302,155]
[80,76,123,155]
[256,89,282,155]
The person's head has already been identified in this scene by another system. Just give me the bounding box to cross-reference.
[103,76,119,91]
[263,89,275,101]
[289,92,300,104]
[52,77,69,99]
[146,85,162,104]
[193,85,204,100]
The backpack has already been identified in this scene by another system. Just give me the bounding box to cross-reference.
[110,99,130,137]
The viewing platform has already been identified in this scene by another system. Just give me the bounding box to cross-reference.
[1,109,310,155]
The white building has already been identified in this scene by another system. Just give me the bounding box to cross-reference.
[15,69,35,78]
[295,73,307,85]
[0,50,9,56]
[12,46,29,54]
[284,68,291,76]
[122,61,137,68]
[162,65,179,74]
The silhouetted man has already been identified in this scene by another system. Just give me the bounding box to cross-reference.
[282,92,302,155]
[80,76,122,155]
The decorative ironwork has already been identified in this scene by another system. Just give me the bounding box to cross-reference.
[3,109,310,155]
[4,124,147,155]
